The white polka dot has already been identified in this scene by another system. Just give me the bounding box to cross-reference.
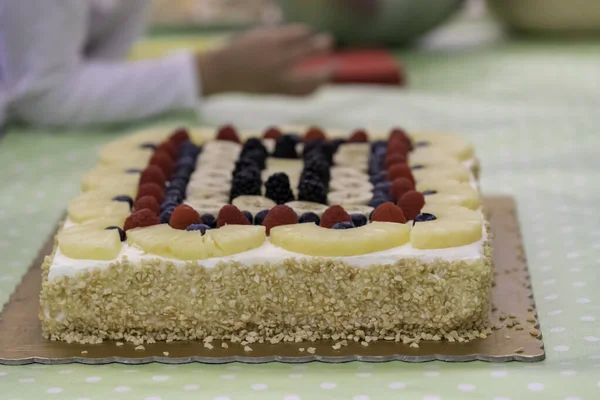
[251,384,267,391]
[584,336,599,342]
[220,374,235,380]
[145,397,161,400]
[213,397,231,400]
[538,250,550,258]
[8,229,19,237]
[284,396,301,400]
[356,372,371,378]
[114,386,131,392]
[564,397,582,400]
[567,252,580,259]
[570,267,581,272]
[47,388,63,394]
[544,294,558,301]
[561,362,573,366]
[541,265,553,272]
[389,382,406,389]
[597,381,600,388]
[320,382,336,389]
[19,378,34,383]
[424,371,440,377]
[560,370,577,376]
[528,382,544,391]
[543,279,556,285]
[551,327,566,333]
[183,385,199,391]
[423,396,440,400]
[0,275,14,281]
[581,316,595,322]
[590,354,600,360]
[85,377,101,383]
[491,370,507,377]
[353,396,370,400]
[0,372,6,376]
[152,375,169,382]
[577,298,591,304]
[289,374,303,379]
[58,370,72,374]
[554,345,569,352]
[573,282,586,287]
[548,310,563,316]
[458,384,475,391]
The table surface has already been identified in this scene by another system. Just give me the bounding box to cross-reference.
[1,11,600,400]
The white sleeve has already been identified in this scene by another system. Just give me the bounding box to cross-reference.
[1,0,200,127]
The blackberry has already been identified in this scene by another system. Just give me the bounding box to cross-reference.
[230,169,262,201]
[329,138,346,154]
[303,141,333,165]
[265,173,295,205]
[233,158,260,176]
[201,213,217,228]
[186,224,210,235]
[241,138,268,158]
[298,175,327,204]
[105,226,127,241]
[254,209,270,226]
[350,213,368,227]
[303,156,330,185]
[242,210,253,224]
[112,195,133,210]
[272,135,298,159]
[240,149,266,170]
[332,221,355,230]
[299,212,320,225]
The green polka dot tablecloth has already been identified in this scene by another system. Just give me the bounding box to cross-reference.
[1,15,600,400]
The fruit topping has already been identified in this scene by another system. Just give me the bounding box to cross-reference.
[389,177,414,201]
[272,135,298,159]
[105,226,127,242]
[349,129,368,143]
[253,209,270,226]
[264,126,282,140]
[136,182,165,204]
[398,190,425,221]
[413,212,438,225]
[150,151,176,177]
[262,204,298,235]
[216,125,241,143]
[140,142,157,150]
[422,190,437,195]
[231,195,276,214]
[230,169,262,201]
[139,165,167,187]
[134,195,160,215]
[369,170,387,185]
[370,202,407,224]
[329,138,346,153]
[169,204,201,230]
[201,213,217,228]
[368,196,389,209]
[320,205,352,228]
[179,141,201,158]
[410,206,482,249]
[332,221,355,229]
[156,141,178,160]
[159,207,175,224]
[411,164,425,170]
[185,223,210,234]
[125,168,142,174]
[58,219,124,260]
[242,138,268,157]
[112,195,134,210]
[387,163,415,185]
[298,211,321,225]
[217,205,251,228]
[265,173,295,205]
[304,127,326,142]
[242,210,253,224]
[176,156,196,170]
[169,128,190,145]
[384,153,405,168]
[415,141,430,147]
[298,173,327,204]
[169,178,188,193]
[285,200,328,216]
[389,128,412,149]
[124,209,160,231]
[350,213,368,227]
[303,156,331,186]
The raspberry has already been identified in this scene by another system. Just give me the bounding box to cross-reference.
[169,128,190,145]
[320,205,352,229]
[136,182,165,204]
[389,177,414,201]
[370,202,407,224]
[156,141,178,160]
[349,129,369,143]
[387,163,415,186]
[123,209,160,231]
[386,140,409,157]
[390,128,412,149]
[216,205,251,228]
[384,153,406,168]
[169,204,201,230]
[398,190,425,221]
[263,127,282,140]
[134,195,160,215]
[216,125,241,143]
[139,165,166,187]
[265,173,295,205]
[262,205,298,235]
[150,151,175,177]
[304,127,326,143]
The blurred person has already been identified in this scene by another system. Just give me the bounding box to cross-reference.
[0,0,333,128]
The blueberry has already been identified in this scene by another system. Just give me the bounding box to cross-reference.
[242,210,253,224]
[112,195,133,210]
[105,226,126,241]
[200,213,216,229]
[373,146,387,159]
[371,140,387,153]
[176,156,196,169]
[411,164,425,170]
[165,187,183,199]
[368,197,389,209]
[299,212,320,225]
[139,142,157,150]
[180,141,201,157]
[369,171,388,185]
[254,209,270,226]
[415,141,430,147]
[160,199,180,212]
[169,178,188,193]
[159,207,175,224]
[170,171,190,184]
[373,182,392,197]
[186,224,210,235]
[332,221,355,230]
[124,168,142,174]
[413,213,437,225]
[350,213,368,227]
[368,159,384,176]
[422,190,437,196]
[175,165,194,177]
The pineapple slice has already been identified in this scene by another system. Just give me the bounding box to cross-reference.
[411,133,474,161]
[68,194,131,224]
[99,145,153,168]
[81,166,140,191]
[169,230,210,260]
[82,173,140,193]
[205,225,266,257]
[416,180,481,210]
[58,219,123,260]
[127,224,184,258]
[270,222,410,257]
[410,206,483,250]
[413,165,471,183]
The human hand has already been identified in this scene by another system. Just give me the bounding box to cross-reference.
[196,24,334,97]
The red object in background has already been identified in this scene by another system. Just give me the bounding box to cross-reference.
[300,50,406,86]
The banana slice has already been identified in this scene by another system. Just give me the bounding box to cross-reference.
[341,205,374,216]
[330,167,369,181]
[328,190,372,206]
[336,143,370,157]
[203,140,242,154]
[329,179,373,192]
[191,168,232,184]
[184,199,228,217]
[186,179,231,197]
[196,155,237,169]
[334,154,369,171]
[285,201,328,216]
[232,195,277,213]
[186,193,229,203]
